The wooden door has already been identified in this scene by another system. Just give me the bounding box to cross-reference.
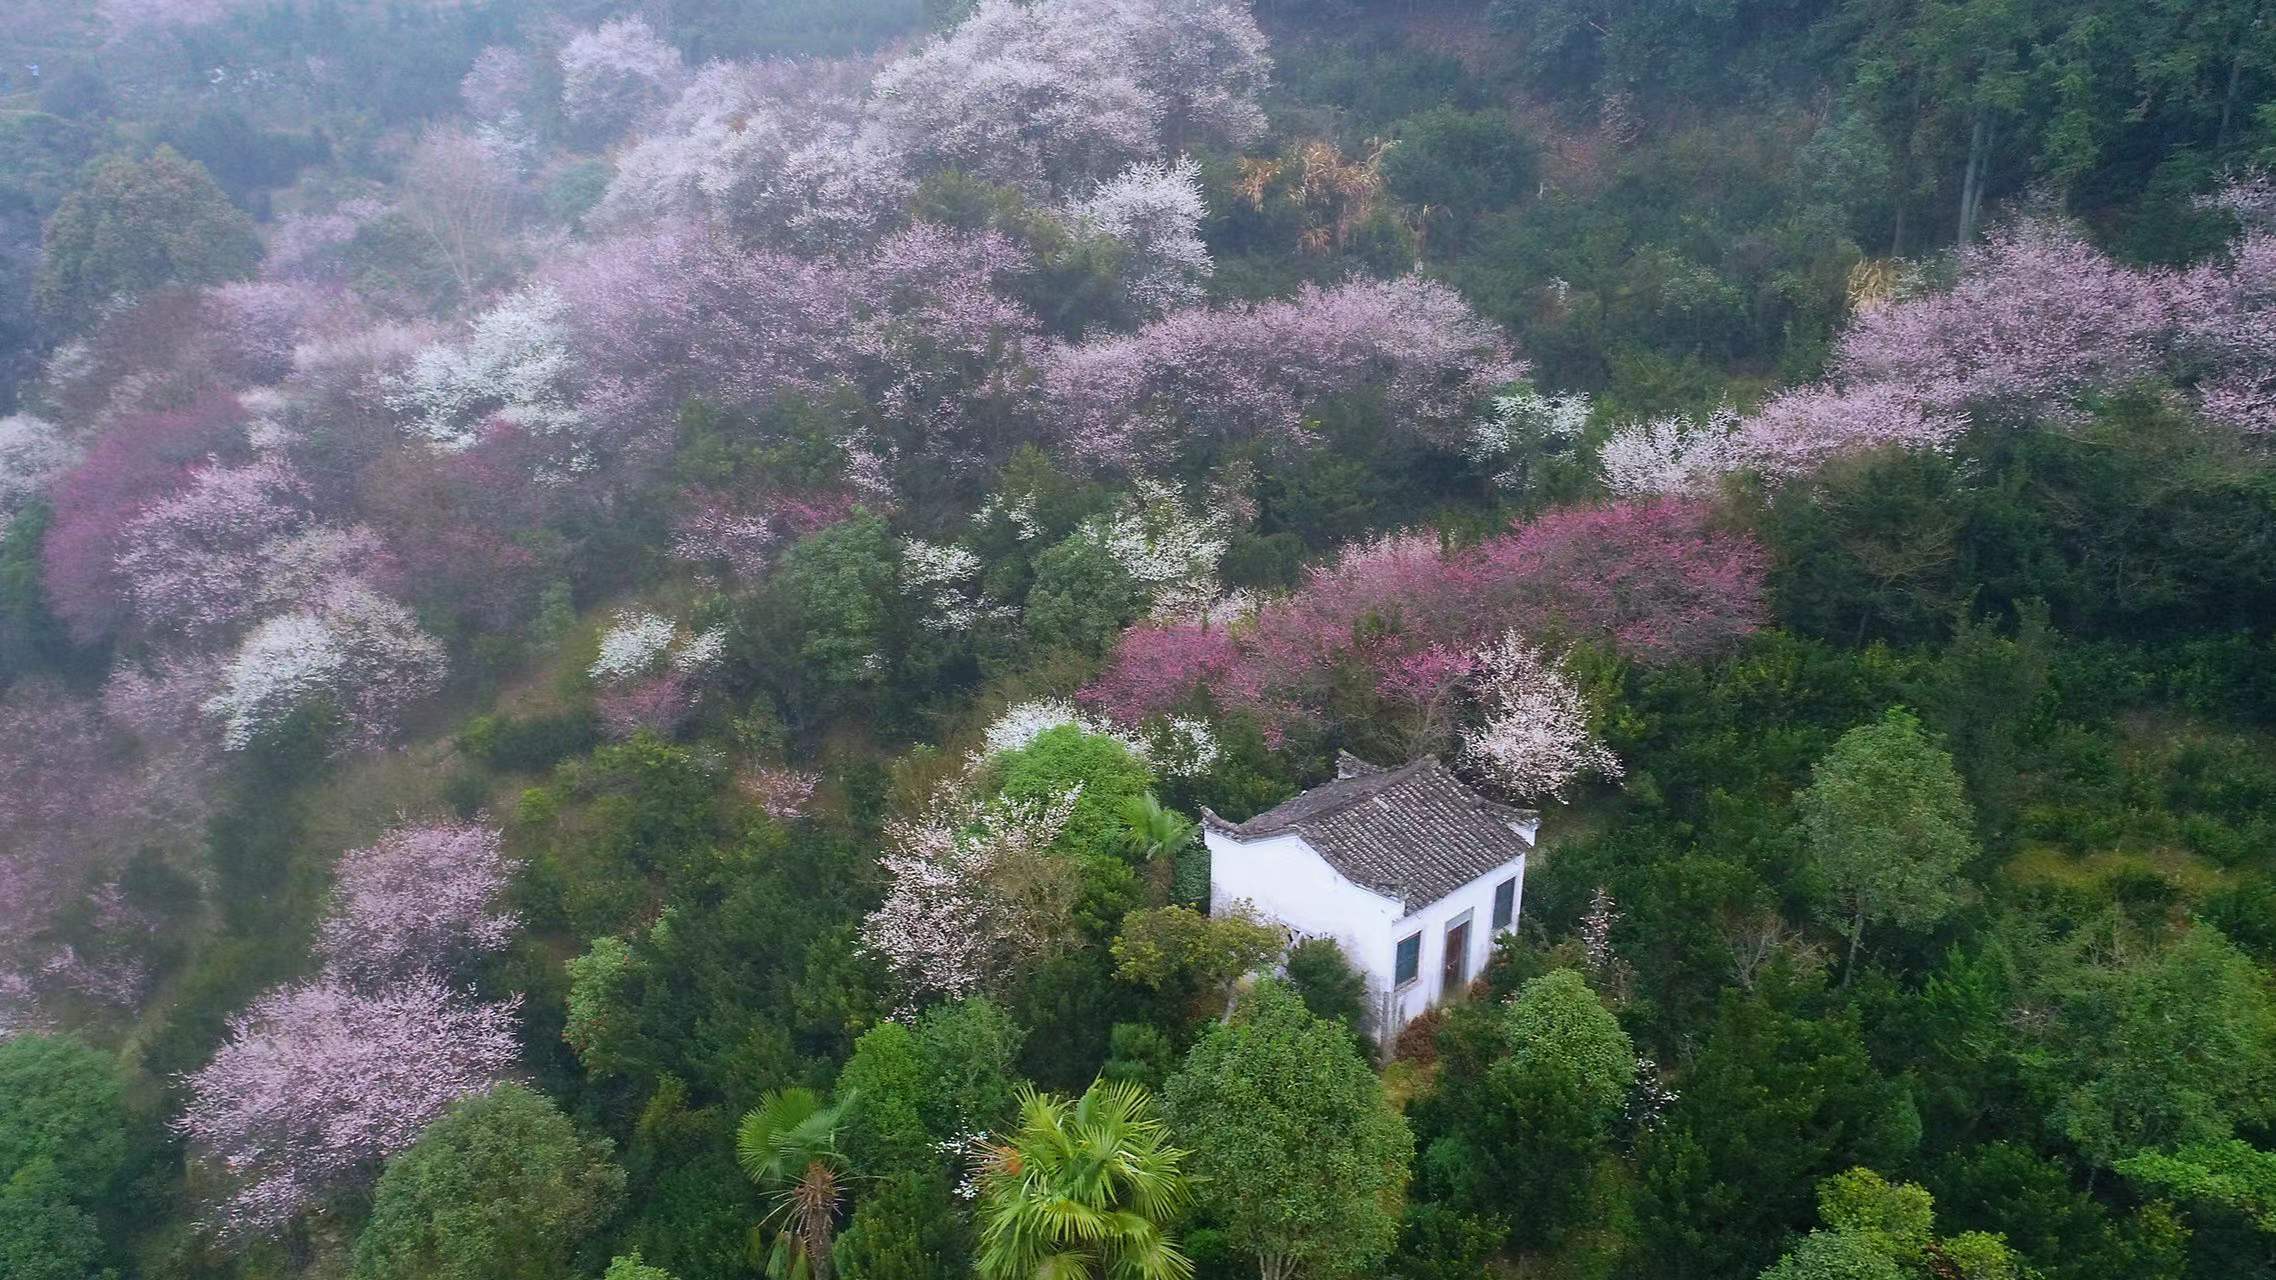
[1441,918,1471,996]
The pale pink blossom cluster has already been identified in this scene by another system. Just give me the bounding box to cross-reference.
[113,455,309,640]
[861,779,1084,1004]
[1039,276,1523,467]
[1459,631,1622,803]
[0,413,77,523]
[173,974,521,1237]
[315,821,521,986]
[1731,210,2276,474]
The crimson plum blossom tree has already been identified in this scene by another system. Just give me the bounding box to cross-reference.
[315,822,520,986]
[1466,498,1768,663]
[173,974,520,1237]
[1459,631,1621,803]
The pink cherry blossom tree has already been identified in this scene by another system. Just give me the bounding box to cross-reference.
[1458,631,1621,803]
[1039,276,1521,468]
[173,974,520,1237]
[112,455,308,641]
[42,392,252,641]
[315,822,521,986]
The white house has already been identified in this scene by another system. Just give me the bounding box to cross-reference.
[1203,752,1538,1051]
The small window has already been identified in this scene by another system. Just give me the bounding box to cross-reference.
[1394,933,1421,986]
[1492,878,1517,931]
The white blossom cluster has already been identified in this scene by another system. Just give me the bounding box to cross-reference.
[589,611,725,685]
[1069,158,1213,316]
[1467,387,1592,490]
[1458,630,1622,803]
[980,698,1217,777]
[901,538,1015,632]
[1599,405,1743,497]
[203,584,447,751]
[1078,478,1228,619]
[0,414,77,525]
[974,488,1044,541]
[387,286,583,450]
[860,780,1085,1004]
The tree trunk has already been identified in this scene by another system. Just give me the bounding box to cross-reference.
[2218,47,2246,152]
[1259,1251,1298,1280]
[1842,909,1866,988]
[1957,111,1989,244]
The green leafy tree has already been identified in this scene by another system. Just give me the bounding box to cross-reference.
[738,1087,856,1280]
[0,1034,129,1191]
[1797,708,1977,980]
[1165,981,1411,1280]
[2050,925,2276,1168]
[352,1085,627,1280]
[1760,1168,2019,1280]
[604,1253,679,1280]
[974,1079,1193,1280]
[1504,969,1636,1119]
[1111,905,1284,1023]
[995,725,1156,861]
[835,1172,968,1280]
[1025,533,1142,657]
[35,146,259,332]
[1639,998,1919,1280]
[1282,937,1369,1043]
[1416,970,1634,1247]
[0,1034,129,1280]
[779,514,899,701]
[835,998,1024,1174]
[2118,1140,2276,1234]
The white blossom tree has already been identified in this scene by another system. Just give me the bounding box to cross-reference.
[203,582,446,750]
[1070,158,1212,316]
[1458,631,1621,802]
[861,779,1085,1005]
[558,16,687,140]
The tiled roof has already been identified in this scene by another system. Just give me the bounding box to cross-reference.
[1203,752,1538,912]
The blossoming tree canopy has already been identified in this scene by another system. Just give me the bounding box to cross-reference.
[173,974,520,1235]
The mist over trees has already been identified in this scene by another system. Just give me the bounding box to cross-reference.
[1,1,2274,1279]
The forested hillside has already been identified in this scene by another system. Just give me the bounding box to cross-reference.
[2,2,2274,1280]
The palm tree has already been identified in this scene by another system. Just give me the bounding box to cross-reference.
[737,1087,856,1280]
[1120,793,1198,901]
[975,1079,1194,1280]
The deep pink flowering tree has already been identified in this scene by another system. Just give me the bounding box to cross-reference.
[315,822,521,986]
[1080,620,1245,723]
[1464,498,1768,663]
[43,392,250,642]
[174,974,520,1237]
[1039,277,1521,467]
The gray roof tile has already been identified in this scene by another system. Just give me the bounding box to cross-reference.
[1203,753,1537,912]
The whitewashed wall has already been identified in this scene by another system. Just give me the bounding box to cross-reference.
[1208,827,1526,1050]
